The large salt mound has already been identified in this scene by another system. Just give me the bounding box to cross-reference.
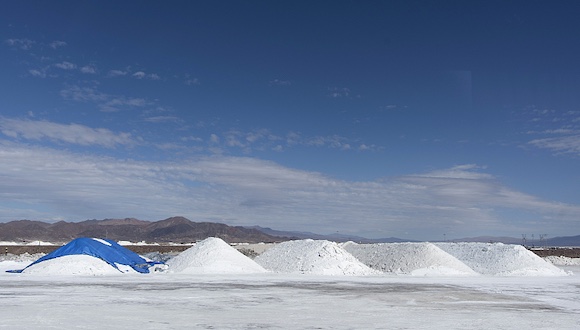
[435,243,567,276]
[166,237,267,274]
[254,239,379,275]
[342,242,477,276]
[22,255,130,275]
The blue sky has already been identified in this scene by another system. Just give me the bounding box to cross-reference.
[1,1,579,240]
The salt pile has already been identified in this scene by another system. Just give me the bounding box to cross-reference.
[22,255,131,275]
[167,237,267,274]
[254,239,379,275]
[544,256,580,266]
[342,242,477,276]
[435,243,567,276]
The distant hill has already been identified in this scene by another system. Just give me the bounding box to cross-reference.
[247,226,416,243]
[1,218,579,246]
[547,235,580,247]
[0,217,284,244]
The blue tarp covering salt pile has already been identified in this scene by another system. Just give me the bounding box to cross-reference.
[7,237,161,274]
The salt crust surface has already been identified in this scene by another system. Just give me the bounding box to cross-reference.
[342,242,477,276]
[254,239,379,275]
[166,237,267,274]
[22,255,133,275]
[434,242,567,276]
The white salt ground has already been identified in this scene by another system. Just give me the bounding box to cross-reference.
[166,237,267,274]
[342,242,478,276]
[435,242,568,276]
[254,239,379,275]
[21,255,131,275]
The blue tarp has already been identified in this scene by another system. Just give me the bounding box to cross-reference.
[7,237,162,273]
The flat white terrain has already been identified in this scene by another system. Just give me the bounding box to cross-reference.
[1,240,579,329]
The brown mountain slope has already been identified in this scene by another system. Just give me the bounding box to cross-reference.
[0,217,282,243]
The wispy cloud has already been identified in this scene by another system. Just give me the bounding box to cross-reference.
[60,85,150,112]
[54,61,77,70]
[133,71,160,80]
[28,69,47,78]
[4,38,35,50]
[201,129,377,154]
[269,79,291,86]
[328,87,351,98]
[49,40,67,49]
[522,106,580,156]
[144,116,182,123]
[0,118,136,148]
[80,65,97,74]
[185,78,200,85]
[0,144,577,239]
[528,134,580,155]
[107,69,128,77]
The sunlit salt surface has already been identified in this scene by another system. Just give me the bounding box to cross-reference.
[1,241,579,329]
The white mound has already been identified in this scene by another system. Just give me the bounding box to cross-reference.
[435,243,567,276]
[167,237,267,274]
[544,256,580,266]
[22,255,127,275]
[254,239,379,275]
[342,242,477,276]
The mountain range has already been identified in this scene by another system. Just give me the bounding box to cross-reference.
[0,217,579,246]
[0,217,282,244]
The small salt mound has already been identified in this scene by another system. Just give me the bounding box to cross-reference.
[435,243,567,276]
[22,255,128,275]
[342,242,477,276]
[544,256,580,266]
[254,239,379,275]
[167,237,267,274]
[25,241,55,246]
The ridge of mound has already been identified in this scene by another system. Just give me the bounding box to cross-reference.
[22,255,128,275]
[166,237,266,274]
[342,242,477,276]
[435,243,568,276]
[254,239,379,275]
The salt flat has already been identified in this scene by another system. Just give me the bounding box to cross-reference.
[1,270,579,329]
[1,240,580,329]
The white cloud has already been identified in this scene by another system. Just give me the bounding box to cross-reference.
[80,65,97,74]
[144,116,182,123]
[185,78,200,85]
[528,134,580,155]
[133,71,146,79]
[0,118,136,148]
[108,69,128,77]
[4,38,35,50]
[0,145,577,239]
[522,107,580,156]
[60,85,108,102]
[133,71,160,80]
[269,79,291,86]
[28,69,46,78]
[328,87,351,98]
[49,40,67,49]
[60,85,150,112]
[54,61,77,70]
